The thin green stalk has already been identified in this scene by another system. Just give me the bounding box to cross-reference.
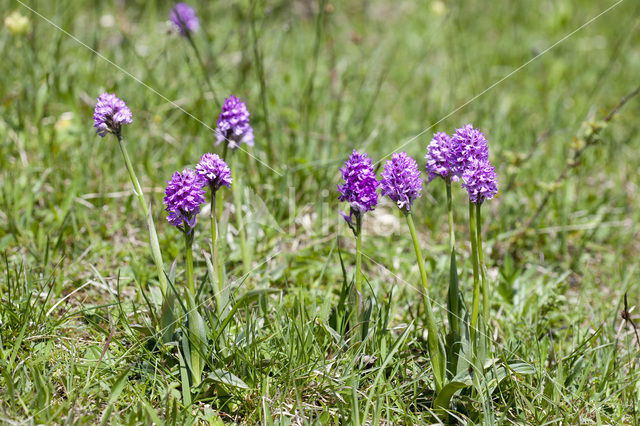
[184,229,203,386]
[354,213,363,339]
[406,213,445,393]
[222,144,229,167]
[231,153,251,274]
[116,134,167,297]
[218,145,228,222]
[211,193,225,316]
[445,179,461,378]
[469,201,480,341]
[446,180,461,339]
[476,203,489,327]
[184,231,195,308]
[185,33,220,109]
[249,0,273,164]
[300,0,326,152]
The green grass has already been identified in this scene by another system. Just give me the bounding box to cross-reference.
[1,0,640,423]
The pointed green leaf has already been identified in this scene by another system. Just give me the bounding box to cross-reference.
[205,369,249,389]
[433,380,470,411]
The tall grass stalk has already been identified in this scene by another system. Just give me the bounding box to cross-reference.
[468,201,481,341]
[405,212,445,393]
[301,0,326,151]
[210,193,225,317]
[231,152,251,274]
[476,203,489,327]
[184,29,220,109]
[445,180,461,340]
[116,134,167,298]
[249,0,273,164]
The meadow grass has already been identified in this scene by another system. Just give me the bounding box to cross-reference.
[1,0,640,423]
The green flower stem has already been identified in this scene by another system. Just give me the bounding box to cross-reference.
[469,201,480,341]
[231,153,251,275]
[446,180,461,340]
[116,134,167,297]
[217,146,226,223]
[406,212,445,393]
[476,203,489,327]
[184,231,196,308]
[354,213,363,339]
[184,229,203,386]
[185,33,220,110]
[211,193,225,317]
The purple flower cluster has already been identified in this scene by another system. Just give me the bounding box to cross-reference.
[170,3,199,36]
[449,124,489,178]
[156,94,245,235]
[196,153,232,193]
[425,124,498,203]
[380,152,422,212]
[425,132,452,182]
[338,150,379,221]
[215,95,254,150]
[462,159,498,205]
[163,168,206,232]
[93,93,132,137]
